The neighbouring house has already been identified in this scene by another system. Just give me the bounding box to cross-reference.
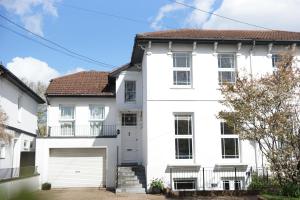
[36,29,300,193]
[0,65,45,179]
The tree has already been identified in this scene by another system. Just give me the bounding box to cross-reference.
[219,51,300,188]
[21,79,48,136]
[0,106,11,142]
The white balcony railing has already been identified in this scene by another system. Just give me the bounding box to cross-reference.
[48,125,117,137]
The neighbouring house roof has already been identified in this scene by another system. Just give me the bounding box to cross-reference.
[137,29,300,42]
[46,71,115,97]
[0,65,45,104]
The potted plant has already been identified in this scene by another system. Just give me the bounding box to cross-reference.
[150,178,164,194]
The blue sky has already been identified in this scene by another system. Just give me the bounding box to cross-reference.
[0,0,299,83]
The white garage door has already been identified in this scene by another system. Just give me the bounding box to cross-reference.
[48,148,106,188]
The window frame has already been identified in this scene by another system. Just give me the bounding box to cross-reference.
[174,114,193,160]
[172,52,192,87]
[89,105,105,136]
[122,113,137,126]
[220,122,240,159]
[0,143,6,159]
[124,80,136,103]
[218,53,237,84]
[59,105,75,136]
[173,178,197,190]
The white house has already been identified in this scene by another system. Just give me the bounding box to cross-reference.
[36,29,300,192]
[0,65,45,179]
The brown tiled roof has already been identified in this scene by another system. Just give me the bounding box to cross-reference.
[137,29,300,41]
[46,71,115,97]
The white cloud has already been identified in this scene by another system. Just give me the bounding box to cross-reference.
[184,0,216,28]
[201,0,300,31]
[150,1,186,30]
[7,57,60,84]
[6,57,86,84]
[153,0,300,31]
[66,67,85,75]
[0,0,58,36]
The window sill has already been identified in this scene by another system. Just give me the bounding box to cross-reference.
[170,86,194,89]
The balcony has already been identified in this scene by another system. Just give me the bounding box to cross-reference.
[48,125,117,137]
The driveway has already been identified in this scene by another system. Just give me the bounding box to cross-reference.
[35,189,258,200]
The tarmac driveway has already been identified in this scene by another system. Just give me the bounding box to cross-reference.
[35,189,258,200]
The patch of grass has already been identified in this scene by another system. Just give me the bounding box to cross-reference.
[260,194,300,200]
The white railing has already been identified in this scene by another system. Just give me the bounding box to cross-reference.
[48,125,117,137]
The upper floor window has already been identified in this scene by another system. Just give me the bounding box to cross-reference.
[173,53,192,86]
[0,142,5,159]
[175,114,193,159]
[89,105,105,136]
[272,54,282,70]
[220,122,239,159]
[218,54,236,84]
[125,81,136,102]
[122,113,137,126]
[60,105,75,136]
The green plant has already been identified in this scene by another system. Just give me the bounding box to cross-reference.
[150,178,164,194]
[281,183,300,198]
[41,182,51,190]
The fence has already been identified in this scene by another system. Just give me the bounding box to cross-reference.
[48,125,117,137]
[168,166,263,191]
[0,166,38,181]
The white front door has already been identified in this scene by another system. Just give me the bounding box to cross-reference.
[121,113,140,164]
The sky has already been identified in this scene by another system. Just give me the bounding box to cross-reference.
[0,0,300,84]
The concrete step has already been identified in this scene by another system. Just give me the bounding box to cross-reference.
[118,182,143,188]
[116,187,146,193]
[118,171,135,176]
[119,179,142,185]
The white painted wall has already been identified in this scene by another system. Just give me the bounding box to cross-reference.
[116,71,143,111]
[0,77,38,169]
[0,77,38,134]
[35,138,119,188]
[47,97,117,127]
[143,42,300,188]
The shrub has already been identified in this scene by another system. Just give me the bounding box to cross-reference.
[150,178,164,194]
[41,182,51,190]
[281,183,300,198]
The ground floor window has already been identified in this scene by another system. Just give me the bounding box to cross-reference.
[223,180,230,190]
[175,138,193,159]
[234,180,241,190]
[221,138,239,158]
[174,178,196,190]
[0,143,6,159]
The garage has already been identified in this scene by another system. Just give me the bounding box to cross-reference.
[48,148,106,188]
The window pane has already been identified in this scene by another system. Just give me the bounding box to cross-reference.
[175,115,192,135]
[218,54,235,68]
[219,71,236,84]
[60,122,74,136]
[122,114,137,126]
[90,121,103,136]
[173,71,191,85]
[222,138,239,158]
[221,122,234,135]
[175,138,193,159]
[173,53,191,68]
[125,81,136,102]
[60,106,74,119]
[272,54,282,68]
[90,105,104,120]
[174,179,196,190]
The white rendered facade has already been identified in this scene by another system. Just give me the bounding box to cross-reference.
[36,34,300,190]
[0,68,43,171]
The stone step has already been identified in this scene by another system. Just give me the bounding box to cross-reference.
[118,176,138,181]
[116,187,146,193]
[118,182,143,188]
[119,179,142,185]
[118,171,135,176]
